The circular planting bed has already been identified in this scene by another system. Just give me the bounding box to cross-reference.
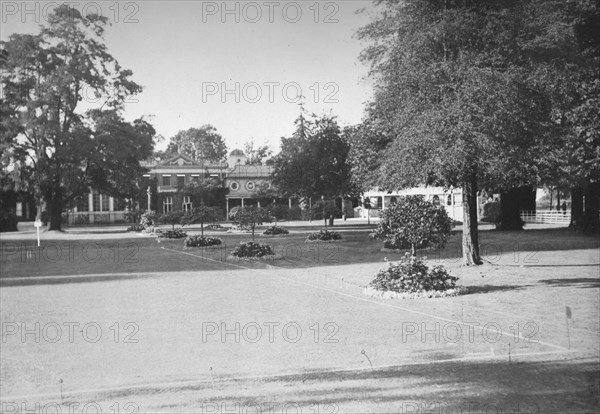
[226,241,283,262]
[305,229,342,243]
[365,253,463,300]
[183,235,223,249]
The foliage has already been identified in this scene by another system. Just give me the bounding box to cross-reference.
[157,211,184,230]
[140,211,158,229]
[158,228,187,239]
[370,254,458,294]
[352,0,589,263]
[306,229,342,241]
[206,223,223,230]
[480,201,501,225]
[231,241,274,258]
[262,225,289,236]
[126,224,144,232]
[181,204,220,236]
[370,196,453,255]
[184,235,222,247]
[243,140,272,165]
[271,113,359,200]
[166,125,227,162]
[266,204,288,222]
[228,206,271,240]
[124,209,144,224]
[310,199,342,225]
[0,5,154,230]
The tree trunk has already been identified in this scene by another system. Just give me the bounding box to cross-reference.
[328,215,334,226]
[570,186,584,229]
[462,171,482,266]
[497,187,524,231]
[46,191,63,231]
[583,182,600,234]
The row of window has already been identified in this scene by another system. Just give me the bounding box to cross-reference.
[159,174,220,187]
[162,196,192,213]
[369,194,462,209]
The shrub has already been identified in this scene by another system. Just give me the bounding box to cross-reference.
[306,229,342,241]
[124,209,143,224]
[263,225,289,235]
[140,211,158,229]
[231,241,274,257]
[371,195,453,255]
[158,228,187,239]
[228,206,271,240]
[287,206,302,221]
[370,253,458,293]
[481,201,501,224]
[184,235,222,247]
[126,223,145,232]
[158,211,184,230]
[206,223,223,230]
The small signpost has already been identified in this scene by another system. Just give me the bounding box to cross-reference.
[34,219,42,247]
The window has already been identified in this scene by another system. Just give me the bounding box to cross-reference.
[16,202,23,217]
[230,181,239,191]
[102,195,110,211]
[246,181,255,191]
[447,195,452,206]
[376,197,383,209]
[191,174,200,182]
[432,195,440,206]
[163,197,173,213]
[177,175,185,187]
[162,175,171,186]
[182,196,192,212]
[93,192,101,212]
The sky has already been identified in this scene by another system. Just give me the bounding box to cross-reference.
[1,0,377,152]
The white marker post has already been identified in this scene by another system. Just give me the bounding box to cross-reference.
[34,219,42,247]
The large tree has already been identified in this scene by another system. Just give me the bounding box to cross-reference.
[271,113,358,208]
[243,139,272,165]
[0,5,154,230]
[167,125,227,162]
[353,0,560,265]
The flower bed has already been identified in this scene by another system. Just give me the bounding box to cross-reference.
[230,241,274,257]
[262,225,290,236]
[158,229,187,239]
[126,224,144,232]
[367,253,460,299]
[205,223,223,230]
[184,235,222,248]
[305,229,342,242]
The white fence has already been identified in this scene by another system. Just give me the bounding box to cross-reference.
[520,210,571,224]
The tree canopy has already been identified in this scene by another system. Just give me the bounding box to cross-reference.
[0,5,154,230]
[167,125,227,162]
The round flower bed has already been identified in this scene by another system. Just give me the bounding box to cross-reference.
[366,253,463,299]
[158,229,187,239]
[126,224,144,232]
[227,241,282,262]
[205,223,223,230]
[262,225,290,236]
[305,229,342,243]
[184,235,222,248]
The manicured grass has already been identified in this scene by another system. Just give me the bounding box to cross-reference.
[0,225,598,412]
[1,227,598,279]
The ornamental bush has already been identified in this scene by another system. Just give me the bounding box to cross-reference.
[158,228,187,239]
[370,195,452,255]
[370,253,458,293]
[205,223,223,230]
[263,225,290,235]
[184,235,222,247]
[140,211,158,229]
[231,241,274,257]
[306,229,342,241]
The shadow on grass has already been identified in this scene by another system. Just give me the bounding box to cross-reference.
[0,273,154,287]
[464,284,531,294]
[538,278,600,289]
[131,358,599,413]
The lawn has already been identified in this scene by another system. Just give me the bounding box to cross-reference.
[0,224,598,413]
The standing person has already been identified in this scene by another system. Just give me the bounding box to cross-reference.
[562,201,567,215]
